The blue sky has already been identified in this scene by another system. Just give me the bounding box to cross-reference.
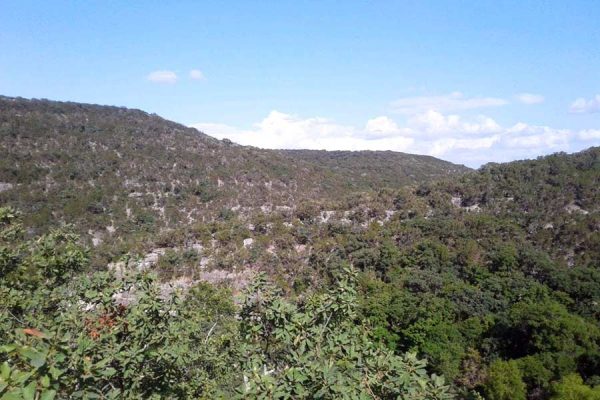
[1,1,599,167]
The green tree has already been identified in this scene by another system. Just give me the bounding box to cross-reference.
[551,374,600,400]
[483,360,526,400]
[237,268,454,399]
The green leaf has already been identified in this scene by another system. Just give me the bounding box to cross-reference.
[100,368,116,378]
[22,381,36,400]
[40,390,57,400]
[0,345,16,354]
[19,348,46,369]
[40,375,50,388]
[11,370,33,385]
[48,367,63,380]
[1,390,23,400]
[0,362,10,381]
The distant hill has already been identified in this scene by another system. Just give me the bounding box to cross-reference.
[0,95,467,240]
[280,149,468,190]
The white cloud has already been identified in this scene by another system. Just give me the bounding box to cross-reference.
[407,110,502,137]
[191,110,508,161]
[191,110,600,168]
[390,92,508,115]
[503,123,570,149]
[193,111,414,152]
[579,129,600,140]
[515,93,545,104]
[569,95,600,114]
[189,69,205,80]
[364,116,411,138]
[147,70,178,84]
[428,136,500,157]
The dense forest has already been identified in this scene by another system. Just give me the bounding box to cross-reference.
[1,97,600,399]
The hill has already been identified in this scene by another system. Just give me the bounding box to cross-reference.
[1,95,599,398]
[428,147,600,268]
[280,149,468,190]
[0,96,468,242]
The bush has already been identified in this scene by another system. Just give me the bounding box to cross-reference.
[483,360,526,400]
[551,373,600,400]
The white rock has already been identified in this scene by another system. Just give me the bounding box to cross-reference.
[199,268,256,294]
[294,244,306,253]
[451,196,462,207]
[464,204,481,213]
[190,242,204,252]
[564,202,589,215]
[138,248,167,271]
[385,210,396,219]
[319,210,336,223]
[107,261,126,276]
[0,182,14,192]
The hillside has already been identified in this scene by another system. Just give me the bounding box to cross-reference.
[280,149,468,190]
[0,96,467,244]
[1,95,600,399]
[406,147,600,266]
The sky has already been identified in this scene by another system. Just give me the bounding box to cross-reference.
[1,1,599,167]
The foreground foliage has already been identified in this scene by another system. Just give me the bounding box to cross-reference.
[239,270,451,399]
[0,207,452,399]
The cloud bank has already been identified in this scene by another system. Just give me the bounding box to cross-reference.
[191,106,599,167]
[189,91,600,167]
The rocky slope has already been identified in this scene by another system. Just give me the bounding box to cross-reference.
[0,95,468,240]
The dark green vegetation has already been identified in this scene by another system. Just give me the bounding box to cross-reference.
[0,208,451,399]
[1,96,600,399]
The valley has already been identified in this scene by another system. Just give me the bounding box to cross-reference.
[1,96,599,399]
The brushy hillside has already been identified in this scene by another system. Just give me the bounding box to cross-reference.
[280,149,468,190]
[1,95,600,399]
[427,147,600,268]
[0,96,467,243]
